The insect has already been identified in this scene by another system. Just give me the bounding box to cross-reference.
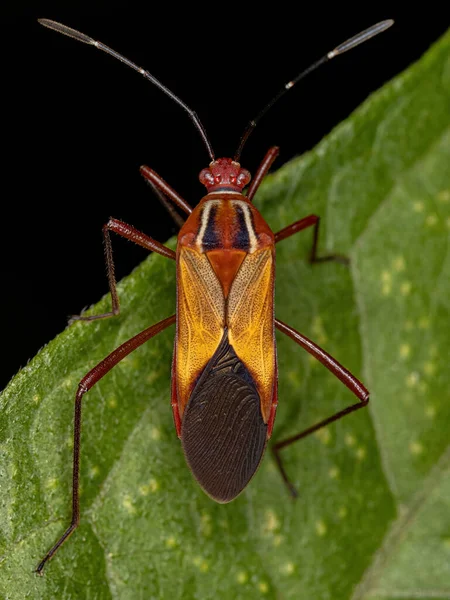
[36,18,393,574]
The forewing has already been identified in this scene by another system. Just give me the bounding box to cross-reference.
[227,248,275,422]
[176,246,225,415]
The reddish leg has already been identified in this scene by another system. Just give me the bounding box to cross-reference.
[71,218,176,323]
[36,314,176,574]
[144,178,186,229]
[272,318,369,497]
[275,215,349,265]
[140,165,193,216]
[246,146,280,202]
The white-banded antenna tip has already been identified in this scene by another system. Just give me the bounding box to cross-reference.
[38,19,95,46]
[38,17,215,160]
[331,19,394,57]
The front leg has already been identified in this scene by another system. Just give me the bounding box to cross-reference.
[71,217,176,323]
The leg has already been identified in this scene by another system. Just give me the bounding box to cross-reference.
[71,218,176,323]
[144,178,185,229]
[275,215,349,265]
[140,165,193,216]
[36,314,176,574]
[272,318,369,497]
[246,146,280,202]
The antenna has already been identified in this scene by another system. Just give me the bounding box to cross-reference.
[38,19,216,161]
[234,19,394,161]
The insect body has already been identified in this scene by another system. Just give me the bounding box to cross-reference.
[36,18,393,573]
[176,160,275,502]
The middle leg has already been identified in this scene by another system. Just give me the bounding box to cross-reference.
[275,215,348,265]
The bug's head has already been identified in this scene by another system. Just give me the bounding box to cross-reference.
[199,158,251,193]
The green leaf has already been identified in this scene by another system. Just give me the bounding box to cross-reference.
[1,30,450,600]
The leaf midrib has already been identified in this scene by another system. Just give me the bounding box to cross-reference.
[351,446,450,599]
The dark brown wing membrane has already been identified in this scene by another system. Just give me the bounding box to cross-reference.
[181,330,267,503]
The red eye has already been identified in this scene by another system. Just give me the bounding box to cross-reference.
[237,170,250,187]
[199,169,215,186]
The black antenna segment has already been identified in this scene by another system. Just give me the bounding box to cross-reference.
[38,19,216,161]
[234,19,394,161]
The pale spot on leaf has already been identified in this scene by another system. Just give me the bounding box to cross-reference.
[201,512,212,537]
[315,520,327,536]
[151,426,161,441]
[356,447,367,461]
[273,534,284,547]
[165,536,177,548]
[192,555,209,571]
[263,509,280,534]
[108,396,118,409]
[338,506,348,519]
[399,344,411,359]
[89,466,99,478]
[236,571,248,584]
[425,404,436,418]
[46,477,59,490]
[122,494,136,514]
[281,562,295,575]
[345,433,356,447]
[393,256,406,272]
[423,361,436,376]
[400,281,412,296]
[312,315,328,345]
[406,372,420,388]
[437,189,450,202]
[328,466,340,479]
[139,478,159,495]
[381,271,392,296]
[409,441,423,455]
[418,316,430,329]
[315,428,332,445]
[425,213,438,226]
[63,377,74,391]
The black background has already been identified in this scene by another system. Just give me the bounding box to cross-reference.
[1,7,448,389]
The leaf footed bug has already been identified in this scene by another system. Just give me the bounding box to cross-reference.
[36,18,393,574]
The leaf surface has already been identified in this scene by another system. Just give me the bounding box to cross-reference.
[1,30,449,600]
